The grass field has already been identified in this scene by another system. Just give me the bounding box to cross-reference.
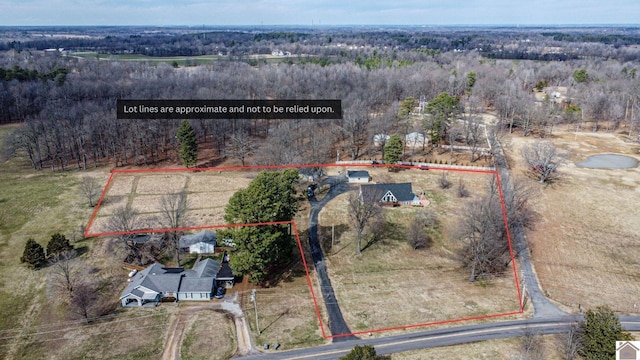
[504,130,640,314]
[390,335,562,359]
[313,167,522,335]
[89,170,257,234]
[0,125,223,359]
[180,310,236,360]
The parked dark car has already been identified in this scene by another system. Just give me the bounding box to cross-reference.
[214,286,225,299]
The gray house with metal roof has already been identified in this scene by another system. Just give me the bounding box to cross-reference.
[360,182,420,206]
[120,258,223,307]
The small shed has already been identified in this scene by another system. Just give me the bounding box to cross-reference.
[347,170,371,183]
[179,230,216,254]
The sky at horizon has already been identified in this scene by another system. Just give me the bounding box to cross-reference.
[0,0,638,26]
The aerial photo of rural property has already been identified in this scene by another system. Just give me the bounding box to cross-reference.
[0,1,639,359]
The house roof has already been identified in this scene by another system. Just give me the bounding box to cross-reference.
[179,230,217,248]
[361,183,415,203]
[193,258,221,278]
[347,170,370,178]
[217,262,234,280]
[120,259,222,299]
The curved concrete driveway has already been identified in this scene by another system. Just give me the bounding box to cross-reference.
[308,176,358,342]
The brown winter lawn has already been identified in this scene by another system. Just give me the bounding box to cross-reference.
[0,126,240,359]
[503,129,640,314]
[314,167,523,335]
[90,170,257,234]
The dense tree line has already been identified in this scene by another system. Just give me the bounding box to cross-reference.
[1,31,639,171]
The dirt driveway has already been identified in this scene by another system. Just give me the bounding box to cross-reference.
[160,295,254,360]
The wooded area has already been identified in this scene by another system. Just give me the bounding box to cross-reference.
[1,27,639,173]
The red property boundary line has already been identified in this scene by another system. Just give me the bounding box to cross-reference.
[84,163,523,339]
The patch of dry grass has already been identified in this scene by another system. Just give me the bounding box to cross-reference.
[96,195,129,215]
[136,174,188,194]
[244,274,327,350]
[313,170,521,335]
[390,335,563,360]
[92,172,257,232]
[187,173,253,192]
[181,310,236,360]
[505,130,640,314]
[106,175,136,196]
[186,191,236,209]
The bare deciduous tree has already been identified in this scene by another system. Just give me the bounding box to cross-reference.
[49,250,78,298]
[226,129,257,167]
[106,206,142,264]
[69,281,97,323]
[456,186,509,281]
[556,322,582,360]
[340,100,371,160]
[158,191,188,266]
[517,327,545,360]
[79,176,101,207]
[439,171,452,189]
[521,140,565,183]
[406,212,433,250]
[348,190,383,254]
[457,179,470,198]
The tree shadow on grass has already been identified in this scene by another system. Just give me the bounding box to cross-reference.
[361,221,405,252]
[260,308,290,333]
[317,224,350,255]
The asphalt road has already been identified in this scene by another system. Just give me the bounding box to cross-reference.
[307,176,357,342]
[240,316,640,359]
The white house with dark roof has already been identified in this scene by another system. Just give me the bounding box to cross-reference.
[179,230,216,254]
[360,182,420,206]
[120,258,225,307]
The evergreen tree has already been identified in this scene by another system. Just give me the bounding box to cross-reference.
[579,305,633,359]
[424,92,459,143]
[176,120,198,167]
[47,233,73,257]
[573,68,589,83]
[383,134,403,165]
[21,239,46,268]
[222,169,300,283]
[466,71,477,93]
[339,345,377,360]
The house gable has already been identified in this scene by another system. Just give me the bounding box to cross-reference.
[361,183,415,204]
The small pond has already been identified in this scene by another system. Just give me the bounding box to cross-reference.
[575,154,639,169]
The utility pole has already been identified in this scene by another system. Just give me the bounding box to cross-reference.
[250,289,260,335]
[331,223,335,251]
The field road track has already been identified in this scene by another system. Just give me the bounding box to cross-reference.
[308,175,357,341]
[160,296,255,360]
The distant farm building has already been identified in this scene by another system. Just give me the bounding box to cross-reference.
[405,132,428,148]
